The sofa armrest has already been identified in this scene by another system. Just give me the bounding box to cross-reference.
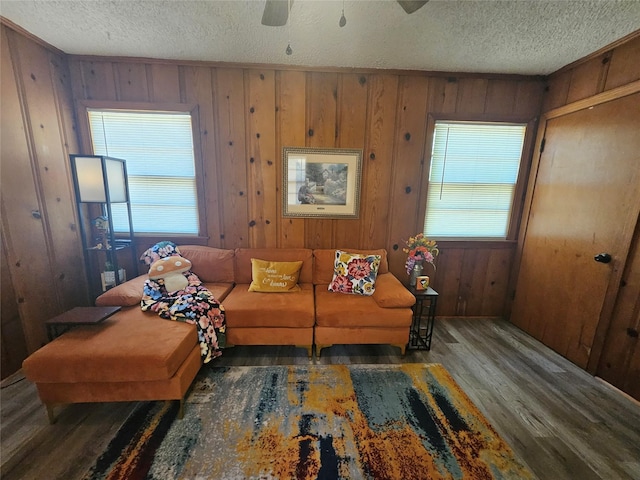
[95,274,148,306]
[372,273,416,308]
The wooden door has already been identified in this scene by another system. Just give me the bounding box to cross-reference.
[511,93,640,369]
[596,219,640,400]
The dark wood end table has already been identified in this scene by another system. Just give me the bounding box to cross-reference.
[407,286,438,351]
[45,306,121,341]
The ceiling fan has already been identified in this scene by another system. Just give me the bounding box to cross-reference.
[261,0,429,27]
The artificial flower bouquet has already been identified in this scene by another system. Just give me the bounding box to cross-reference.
[403,233,439,275]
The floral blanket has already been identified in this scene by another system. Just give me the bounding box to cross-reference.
[141,272,225,363]
[139,242,225,364]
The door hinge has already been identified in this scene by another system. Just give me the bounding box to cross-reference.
[540,138,546,153]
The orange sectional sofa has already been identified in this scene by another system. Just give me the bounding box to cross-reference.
[95,245,416,356]
[23,246,415,421]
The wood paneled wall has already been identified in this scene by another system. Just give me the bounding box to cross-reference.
[597,217,640,399]
[542,32,640,113]
[1,21,545,376]
[1,23,87,363]
[68,57,544,318]
[1,238,27,378]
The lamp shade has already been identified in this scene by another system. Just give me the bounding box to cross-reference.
[70,155,128,203]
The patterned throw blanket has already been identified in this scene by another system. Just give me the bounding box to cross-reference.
[141,272,226,363]
[139,241,225,364]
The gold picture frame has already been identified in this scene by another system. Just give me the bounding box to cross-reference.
[282,147,362,218]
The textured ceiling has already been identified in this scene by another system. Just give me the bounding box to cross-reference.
[1,0,639,75]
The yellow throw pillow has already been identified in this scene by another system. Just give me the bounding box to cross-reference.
[248,258,303,292]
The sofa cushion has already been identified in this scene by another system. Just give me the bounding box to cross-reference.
[22,308,198,383]
[223,283,315,328]
[235,248,313,284]
[178,245,235,283]
[372,273,417,308]
[314,249,388,285]
[248,259,303,292]
[226,327,313,348]
[202,282,234,302]
[315,286,413,328]
[95,274,148,306]
[328,250,381,296]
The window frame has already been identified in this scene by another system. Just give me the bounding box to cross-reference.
[76,100,207,238]
[418,113,538,243]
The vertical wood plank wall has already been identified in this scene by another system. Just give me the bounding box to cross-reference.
[2,21,636,383]
[1,24,87,363]
[1,22,546,371]
[67,57,544,315]
[541,34,640,113]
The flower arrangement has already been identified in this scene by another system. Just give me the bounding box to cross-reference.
[403,233,439,275]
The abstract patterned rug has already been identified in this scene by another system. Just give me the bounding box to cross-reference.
[84,363,532,479]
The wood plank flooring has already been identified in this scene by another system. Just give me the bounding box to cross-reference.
[2,318,639,479]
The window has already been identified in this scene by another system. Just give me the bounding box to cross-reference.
[424,121,526,239]
[88,109,199,235]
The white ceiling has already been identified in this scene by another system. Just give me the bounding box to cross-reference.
[1,0,639,75]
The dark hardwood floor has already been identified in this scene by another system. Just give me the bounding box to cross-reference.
[2,318,639,480]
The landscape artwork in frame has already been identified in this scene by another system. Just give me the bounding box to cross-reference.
[282,147,362,218]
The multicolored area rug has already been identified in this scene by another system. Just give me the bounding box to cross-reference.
[84,363,532,480]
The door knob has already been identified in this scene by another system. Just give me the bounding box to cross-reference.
[594,253,612,264]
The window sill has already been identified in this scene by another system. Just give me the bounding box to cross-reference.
[432,239,517,249]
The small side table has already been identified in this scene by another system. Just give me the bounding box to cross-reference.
[45,306,121,341]
[407,286,438,351]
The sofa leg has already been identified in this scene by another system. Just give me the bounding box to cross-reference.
[316,344,331,357]
[394,344,407,356]
[176,398,185,419]
[45,404,56,424]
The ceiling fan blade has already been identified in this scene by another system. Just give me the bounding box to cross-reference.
[261,0,292,26]
[396,0,428,14]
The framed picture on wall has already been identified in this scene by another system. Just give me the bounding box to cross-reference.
[282,147,363,218]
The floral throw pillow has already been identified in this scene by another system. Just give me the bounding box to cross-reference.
[328,250,381,296]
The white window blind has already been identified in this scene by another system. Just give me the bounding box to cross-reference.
[424,121,526,238]
[88,110,199,235]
